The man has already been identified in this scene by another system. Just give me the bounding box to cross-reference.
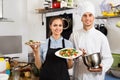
[69,1,113,80]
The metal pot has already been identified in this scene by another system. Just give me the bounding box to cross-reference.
[95,24,108,36]
[62,18,70,30]
[110,67,120,78]
[82,53,101,69]
[60,13,72,30]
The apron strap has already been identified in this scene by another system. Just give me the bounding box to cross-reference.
[62,39,65,48]
[48,39,51,49]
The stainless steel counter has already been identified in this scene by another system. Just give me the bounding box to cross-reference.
[9,73,39,80]
[8,69,39,80]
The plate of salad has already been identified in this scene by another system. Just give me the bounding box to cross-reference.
[25,40,40,45]
[55,48,82,59]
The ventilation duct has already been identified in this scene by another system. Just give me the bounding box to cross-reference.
[0,0,13,22]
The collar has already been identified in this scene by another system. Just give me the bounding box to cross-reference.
[50,36,63,42]
[82,27,95,33]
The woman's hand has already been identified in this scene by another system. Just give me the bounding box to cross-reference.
[29,42,42,69]
[29,42,40,55]
[88,64,102,72]
[67,59,73,69]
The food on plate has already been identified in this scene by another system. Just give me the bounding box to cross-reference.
[25,40,40,45]
[18,62,28,67]
[24,71,31,78]
[59,48,78,57]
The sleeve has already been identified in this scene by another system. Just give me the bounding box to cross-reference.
[69,33,76,48]
[101,37,113,73]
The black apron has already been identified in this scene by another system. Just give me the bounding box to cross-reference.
[39,39,70,80]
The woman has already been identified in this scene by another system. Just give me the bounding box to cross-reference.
[30,16,73,80]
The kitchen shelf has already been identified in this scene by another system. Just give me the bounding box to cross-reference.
[95,16,120,19]
[36,7,73,14]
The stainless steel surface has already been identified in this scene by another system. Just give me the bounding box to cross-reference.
[0,0,13,22]
[0,36,22,54]
[110,69,120,78]
[110,67,120,78]
[82,53,101,68]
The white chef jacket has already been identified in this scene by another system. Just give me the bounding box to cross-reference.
[69,27,113,80]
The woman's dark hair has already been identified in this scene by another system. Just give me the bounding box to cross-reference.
[48,16,63,37]
[49,16,63,26]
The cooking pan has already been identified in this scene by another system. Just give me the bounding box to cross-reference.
[60,13,72,30]
[95,24,108,36]
[62,18,71,30]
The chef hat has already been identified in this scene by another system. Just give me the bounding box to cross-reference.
[77,1,95,17]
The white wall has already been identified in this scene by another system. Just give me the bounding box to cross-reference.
[27,0,45,41]
[106,18,120,53]
[0,0,45,62]
[26,0,46,54]
[0,0,28,61]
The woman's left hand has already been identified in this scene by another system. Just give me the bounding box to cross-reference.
[67,59,73,69]
[67,59,73,63]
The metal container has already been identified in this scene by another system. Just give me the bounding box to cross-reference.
[110,68,120,78]
[82,53,101,69]
[0,58,6,73]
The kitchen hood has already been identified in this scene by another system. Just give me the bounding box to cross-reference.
[0,0,13,22]
[0,18,13,22]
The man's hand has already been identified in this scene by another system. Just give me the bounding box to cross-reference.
[88,64,102,72]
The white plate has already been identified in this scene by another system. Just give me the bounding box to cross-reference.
[55,48,82,59]
[25,41,40,46]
